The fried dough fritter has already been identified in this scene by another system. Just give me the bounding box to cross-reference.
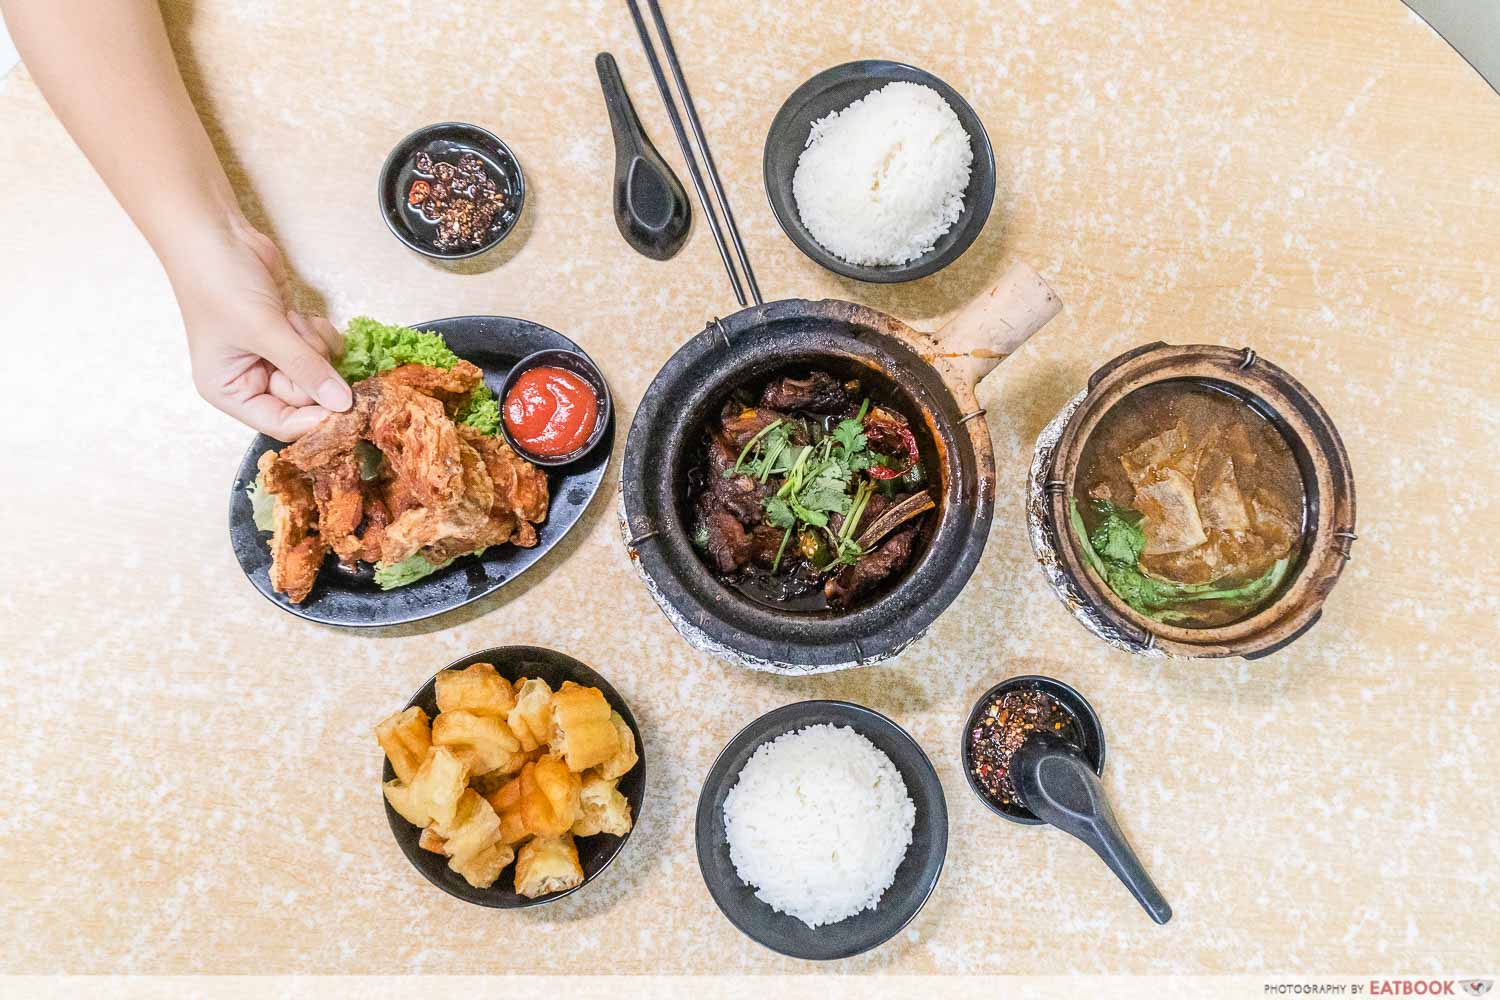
[253,364,549,603]
[378,671,638,897]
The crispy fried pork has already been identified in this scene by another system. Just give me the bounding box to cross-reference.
[256,450,326,604]
[253,364,548,603]
[379,438,496,565]
[368,383,466,510]
[276,382,379,563]
[461,426,549,547]
[379,360,485,413]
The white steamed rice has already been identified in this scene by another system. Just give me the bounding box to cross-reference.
[792,81,973,267]
[722,723,916,928]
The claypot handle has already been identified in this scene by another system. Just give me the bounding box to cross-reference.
[933,262,1062,388]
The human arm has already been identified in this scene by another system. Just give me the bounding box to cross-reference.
[1,0,350,438]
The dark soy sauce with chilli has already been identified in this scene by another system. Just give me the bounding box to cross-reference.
[394,139,522,253]
[968,688,1084,818]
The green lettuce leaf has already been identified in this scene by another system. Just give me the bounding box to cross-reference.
[374,553,452,590]
[247,476,275,532]
[334,316,499,436]
[373,548,488,590]
[335,316,459,380]
[455,384,500,435]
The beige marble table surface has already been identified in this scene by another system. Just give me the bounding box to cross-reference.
[2,0,1496,977]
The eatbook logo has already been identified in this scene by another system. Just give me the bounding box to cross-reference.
[1461,983,1492,997]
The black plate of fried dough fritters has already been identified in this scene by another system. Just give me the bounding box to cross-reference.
[378,646,645,907]
[228,315,614,628]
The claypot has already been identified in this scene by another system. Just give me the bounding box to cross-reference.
[621,264,1061,674]
[1034,343,1357,658]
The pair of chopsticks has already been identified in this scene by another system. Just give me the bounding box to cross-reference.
[625,0,762,307]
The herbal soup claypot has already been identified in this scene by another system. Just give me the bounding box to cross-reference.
[1031,342,1356,658]
[621,263,1061,674]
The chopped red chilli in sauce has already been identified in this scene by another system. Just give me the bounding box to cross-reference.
[968,688,1084,814]
[503,367,598,458]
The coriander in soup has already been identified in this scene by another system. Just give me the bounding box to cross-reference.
[1071,380,1306,628]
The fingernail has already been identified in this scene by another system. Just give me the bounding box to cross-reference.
[317,378,352,411]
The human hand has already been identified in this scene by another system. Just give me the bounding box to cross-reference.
[170,215,351,440]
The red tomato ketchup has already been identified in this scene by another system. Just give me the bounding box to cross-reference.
[503,367,599,458]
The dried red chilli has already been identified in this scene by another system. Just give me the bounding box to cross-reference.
[865,416,919,480]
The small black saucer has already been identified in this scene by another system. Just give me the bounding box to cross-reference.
[377,122,525,262]
[960,674,1106,825]
[498,349,613,468]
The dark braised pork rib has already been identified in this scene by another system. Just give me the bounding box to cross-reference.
[824,522,919,608]
[690,370,928,610]
[718,403,788,450]
[700,508,750,574]
[695,437,771,574]
[705,438,772,524]
[759,372,853,414]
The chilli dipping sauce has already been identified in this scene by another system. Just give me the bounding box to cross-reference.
[968,688,1084,816]
[504,367,599,459]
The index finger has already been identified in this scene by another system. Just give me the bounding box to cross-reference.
[227,393,335,442]
[288,310,343,359]
[251,316,351,413]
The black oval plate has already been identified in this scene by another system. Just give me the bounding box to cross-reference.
[695,700,948,960]
[383,646,646,907]
[229,316,613,627]
[763,60,996,284]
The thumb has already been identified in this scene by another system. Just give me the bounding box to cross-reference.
[253,316,352,412]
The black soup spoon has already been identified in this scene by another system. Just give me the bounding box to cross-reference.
[1010,731,1173,925]
[595,51,691,260]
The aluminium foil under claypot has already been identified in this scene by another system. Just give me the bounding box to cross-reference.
[621,263,1062,674]
[1026,342,1357,659]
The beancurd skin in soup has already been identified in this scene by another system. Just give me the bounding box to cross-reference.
[1073,381,1307,628]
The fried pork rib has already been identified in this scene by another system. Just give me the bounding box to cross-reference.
[462,426,549,540]
[254,365,548,603]
[379,360,485,412]
[256,449,325,604]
